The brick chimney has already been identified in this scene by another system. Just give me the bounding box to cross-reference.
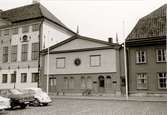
[108,37,113,43]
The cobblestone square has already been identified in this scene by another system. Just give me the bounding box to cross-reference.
[1,99,167,115]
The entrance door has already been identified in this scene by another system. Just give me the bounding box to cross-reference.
[98,76,105,93]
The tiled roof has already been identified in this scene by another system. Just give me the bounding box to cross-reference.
[0,3,72,32]
[126,4,166,40]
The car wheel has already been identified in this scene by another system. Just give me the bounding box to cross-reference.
[43,103,48,106]
[33,99,40,107]
[10,102,15,110]
[20,104,27,109]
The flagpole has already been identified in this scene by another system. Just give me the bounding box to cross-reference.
[46,47,49,94]
[123,20,128,100]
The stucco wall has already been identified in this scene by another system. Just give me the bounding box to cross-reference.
[44,49,117,74]
[41,20,73,49]
[128,45,167,94]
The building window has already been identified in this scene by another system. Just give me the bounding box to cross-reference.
[158,73,167,89]
[32,43,39,60]
[12,28,18,35]
[49,77,56,87]
[32,24,40,32]
[11,74,16,83]
[106,76,112,88]
[90,55,101,67]
[3,47,8,63]
[3,29,9,36]
[156,49,166,62]
[64,77,68,89]
[22,26,29,33]
[11,45,17,62]
[21,73,27,83]
[21,44,28,61]
[81,77,86,89]
[136,73,147,89]
[56,57,65,69]
[32,73,39,82]
[69,77,74,89]
[87,76,92,89]
[2,74,7,83]
[136,50,146,63]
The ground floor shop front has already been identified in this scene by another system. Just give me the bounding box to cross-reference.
[44,73,121,96]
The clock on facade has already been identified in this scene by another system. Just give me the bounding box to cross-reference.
[74,58,81,66]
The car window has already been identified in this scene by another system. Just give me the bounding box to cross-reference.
[10,89,23,95]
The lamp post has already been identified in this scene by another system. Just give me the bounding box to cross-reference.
[124,41,128,100]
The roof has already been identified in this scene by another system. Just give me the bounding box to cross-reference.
[41,34,120,54]
[126,4,166,41]
[0,3,75,33]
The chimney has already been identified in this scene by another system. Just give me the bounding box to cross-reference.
[108,37,113,43]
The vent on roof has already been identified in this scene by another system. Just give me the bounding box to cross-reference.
[108,37,113,43]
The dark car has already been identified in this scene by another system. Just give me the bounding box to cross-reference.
[0,89,34,109]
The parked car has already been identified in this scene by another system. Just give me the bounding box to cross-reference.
[0,89,34,109]
[20,88,52,106]
[0,96,10,111]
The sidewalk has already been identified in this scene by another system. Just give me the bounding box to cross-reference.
[50,95,167,102]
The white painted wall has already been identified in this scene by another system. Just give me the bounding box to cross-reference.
[52,39,108,52]
[42,20,73,49]
[44,49,117,74]
[0,68,38,89]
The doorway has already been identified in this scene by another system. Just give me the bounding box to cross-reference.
[98,76,105,93]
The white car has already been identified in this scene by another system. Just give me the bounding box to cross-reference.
[0,96,10,111]
[21,88,52,106]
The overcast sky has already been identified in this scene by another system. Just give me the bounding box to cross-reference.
[0,0,166,43]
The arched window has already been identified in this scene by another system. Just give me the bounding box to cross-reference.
[87,76,92,89]
[106,76,112,88]
[64,77,68,89]
[81,76,86,89]
[69,77,74,89]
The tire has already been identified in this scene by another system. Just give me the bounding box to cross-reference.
[33,99,40,107]
[43,103,48,106]
[10,102,15,110]
[20,104,27,109]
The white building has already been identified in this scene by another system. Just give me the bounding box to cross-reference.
[41,35,122,95]
[0,3,75,89]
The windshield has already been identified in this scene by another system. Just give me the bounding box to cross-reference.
[10,89,23,95]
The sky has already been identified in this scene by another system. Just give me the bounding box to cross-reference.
[0,0,166,43]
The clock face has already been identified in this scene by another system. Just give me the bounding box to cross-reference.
[74,58,81,66]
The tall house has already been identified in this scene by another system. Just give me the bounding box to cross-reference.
[0,3,75,89]
[126,4,166,96]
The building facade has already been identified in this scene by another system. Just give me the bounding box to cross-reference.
[40,35,122,95]
[125,4,166,96]
[0,3,75,89]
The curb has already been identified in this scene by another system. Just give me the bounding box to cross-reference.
[50,96,167,102]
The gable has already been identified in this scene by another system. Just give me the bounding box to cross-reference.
[51,38,108,52]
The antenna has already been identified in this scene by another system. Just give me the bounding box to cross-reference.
[116,33,118,43]
[77,25,79,34]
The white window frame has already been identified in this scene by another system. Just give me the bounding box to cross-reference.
[136,50,146,64]
[56,57,65,69]
[158,72,167,89]
[90,55,101,67]
[156,49,167,62]
[136,73,147,89]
